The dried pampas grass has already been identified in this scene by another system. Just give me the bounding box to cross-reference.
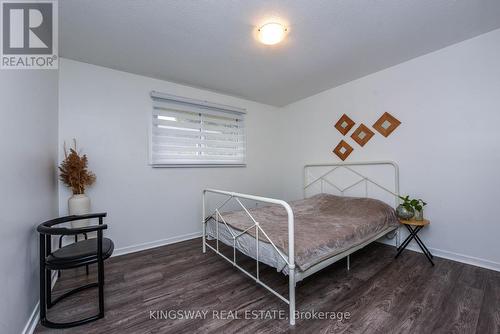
[59,139,96,195]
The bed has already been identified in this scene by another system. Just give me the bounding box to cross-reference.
[202,161,401,325]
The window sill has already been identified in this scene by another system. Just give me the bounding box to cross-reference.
[151,164,247,168]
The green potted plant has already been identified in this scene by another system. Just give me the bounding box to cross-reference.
[396,195,427,221]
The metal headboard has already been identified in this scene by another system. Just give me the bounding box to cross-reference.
[304,161,400,207]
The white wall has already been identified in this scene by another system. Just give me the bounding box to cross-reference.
[280,29,500,269]
[58,59,283,253]
[58,29,500,271]
[0,71,58,333]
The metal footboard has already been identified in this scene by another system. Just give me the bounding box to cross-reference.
[202,189,297,325]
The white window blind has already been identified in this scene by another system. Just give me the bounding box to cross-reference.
[150,91,246,166]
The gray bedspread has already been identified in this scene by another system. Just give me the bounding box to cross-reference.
[214,193,399,271]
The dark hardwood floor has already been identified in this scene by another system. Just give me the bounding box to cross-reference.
[35,238,500,334]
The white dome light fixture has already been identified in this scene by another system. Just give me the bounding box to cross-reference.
[257,22,287,45]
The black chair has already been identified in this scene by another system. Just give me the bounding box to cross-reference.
[58,232,90,277]
[37,213,114,328]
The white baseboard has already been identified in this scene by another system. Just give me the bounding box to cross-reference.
[112,230,500,273]
[51,270,58,290]
[21,303,39,334]
[380,238,500,272]
[112,231,202,257]
[22,271,58,334]
[405,243,500,272]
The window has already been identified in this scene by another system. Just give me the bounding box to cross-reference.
[150,91,246,167]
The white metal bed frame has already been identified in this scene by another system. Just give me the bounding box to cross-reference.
[202,161,400,325]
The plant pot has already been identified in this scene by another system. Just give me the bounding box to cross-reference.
[414,209,424,221]
[68,194,91,228]
[396,204,414,220]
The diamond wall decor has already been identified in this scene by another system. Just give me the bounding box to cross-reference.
[351,123,375,147]
[333,140,353,161]
[334,114,355,135]
[373,112,401,137]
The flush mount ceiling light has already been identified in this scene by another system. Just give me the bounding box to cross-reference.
[257,22,287,45]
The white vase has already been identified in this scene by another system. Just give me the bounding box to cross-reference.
[68,194,91,228]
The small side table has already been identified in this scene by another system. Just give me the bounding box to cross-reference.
[396,219,434,266]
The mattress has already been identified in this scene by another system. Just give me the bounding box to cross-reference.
[206,193,399,273]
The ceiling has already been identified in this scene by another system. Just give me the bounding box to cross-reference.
[60,0,500,106]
